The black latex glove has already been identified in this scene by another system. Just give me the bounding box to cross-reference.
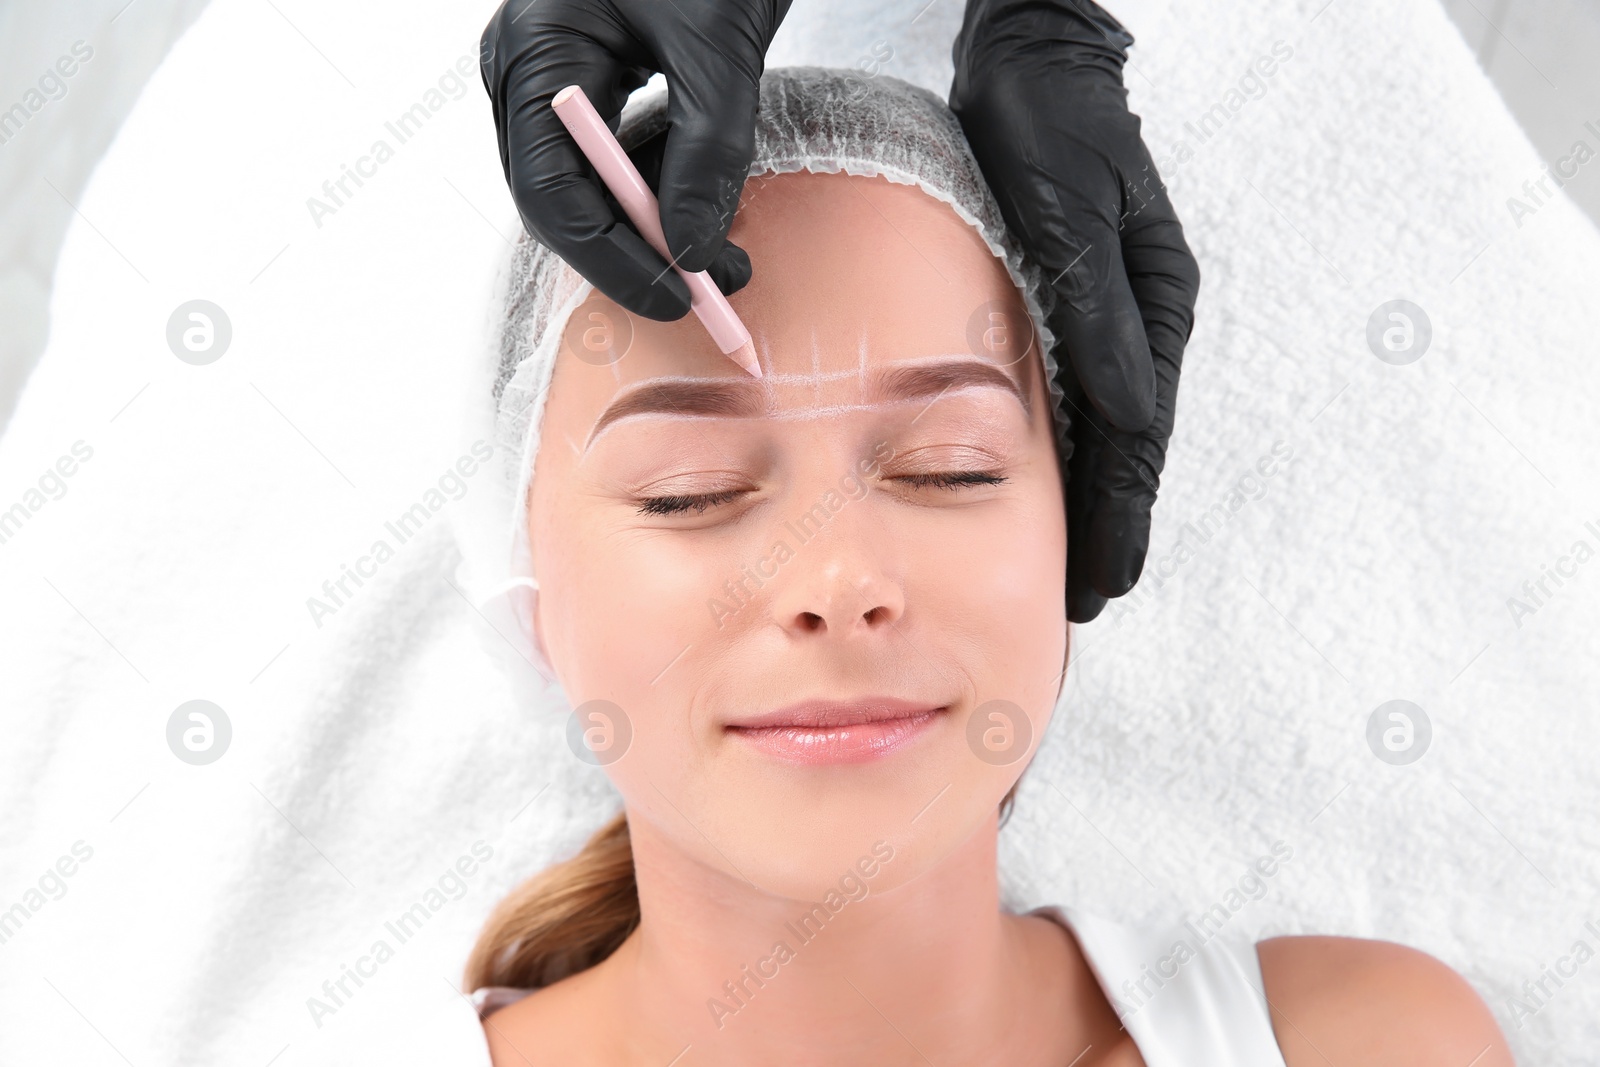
[952,0,1201,623]
[478,0,793,321]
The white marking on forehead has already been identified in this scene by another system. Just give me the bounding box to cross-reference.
[590,353,1022,389]
[591,398,980,424]
[755,367,861,384]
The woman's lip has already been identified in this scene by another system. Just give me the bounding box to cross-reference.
[726,707,947,765]
[724,696,944,730]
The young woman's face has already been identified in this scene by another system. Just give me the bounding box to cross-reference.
[528,171,1067,900]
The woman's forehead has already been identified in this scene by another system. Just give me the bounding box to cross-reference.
[551,305,1040,449]
[548,170,1038,433]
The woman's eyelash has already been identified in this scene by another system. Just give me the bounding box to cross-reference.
[637,489,743,517]
[898,470,1008,491]
[635,471,1008,516]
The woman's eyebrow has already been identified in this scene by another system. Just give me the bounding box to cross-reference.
[873,357,1030,420]
[584,377,768,452]
[583,356,1029,451]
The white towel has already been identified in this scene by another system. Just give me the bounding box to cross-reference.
[1,0,1596,1064]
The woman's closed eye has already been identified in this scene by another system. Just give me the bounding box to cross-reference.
[637,488,745,517]
[635,470,1010,517]
[899,470,1008,491]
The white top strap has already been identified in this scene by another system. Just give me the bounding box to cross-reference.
[1030,904,1289,1067]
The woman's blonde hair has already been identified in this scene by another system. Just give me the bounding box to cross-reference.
[463,781,1024,992]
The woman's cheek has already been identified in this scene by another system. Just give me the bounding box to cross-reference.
[934,501,1050,598]
[572,535,724,691]
[947,493,1065,678]
[575,536,728,809]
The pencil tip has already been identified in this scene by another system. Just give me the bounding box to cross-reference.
[732,340,762,378]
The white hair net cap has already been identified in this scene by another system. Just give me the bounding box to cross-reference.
[451,66,1066,697]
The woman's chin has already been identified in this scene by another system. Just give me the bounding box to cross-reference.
[611,719,1023,902]
[687,784,1006,904]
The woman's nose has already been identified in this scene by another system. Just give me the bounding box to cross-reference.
[764,508,906,644]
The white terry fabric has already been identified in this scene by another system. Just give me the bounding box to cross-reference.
[1,1,1598,1065]
[432,904,1289,1066]
[763,0,1168,105]
[456,65,1066,686]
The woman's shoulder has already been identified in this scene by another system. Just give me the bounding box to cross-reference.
[473,964,614,1067]
[1256,934,1513,1067]
[1037,904,1513,1067]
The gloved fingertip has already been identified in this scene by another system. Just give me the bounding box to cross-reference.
[662,200,735,274]
[1094,553,1144,599]
[637,279,694,322]
[602,226,693,321]
[1067,584,1107,624]
[1057,289,1158,432]
[706,242,753,296]
[1077,341,1156,432]
[1122,379,1158,434]
[1088,509,1149,597]
[620,266,692,321]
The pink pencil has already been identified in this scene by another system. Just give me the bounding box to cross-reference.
[551,84,762,379]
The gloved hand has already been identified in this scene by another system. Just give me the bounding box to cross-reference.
[478,0,793,321]
[951,0,1202,623]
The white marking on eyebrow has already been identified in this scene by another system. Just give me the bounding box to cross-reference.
[583,355,1026,390]
[581,404,889,428]
[576,355,1027,455]
[754,367,858,383]
[809,326,823,407]
[590,373,710,387]
[911,385,957,425]
[885,351,1014,370]
[771,396,1001,418]
[900,352,1029,425]
[594,391,1014,430]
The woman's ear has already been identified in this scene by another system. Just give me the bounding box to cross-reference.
[526,521,555,681]
[530,578,552,672]
[523,491,553,676]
